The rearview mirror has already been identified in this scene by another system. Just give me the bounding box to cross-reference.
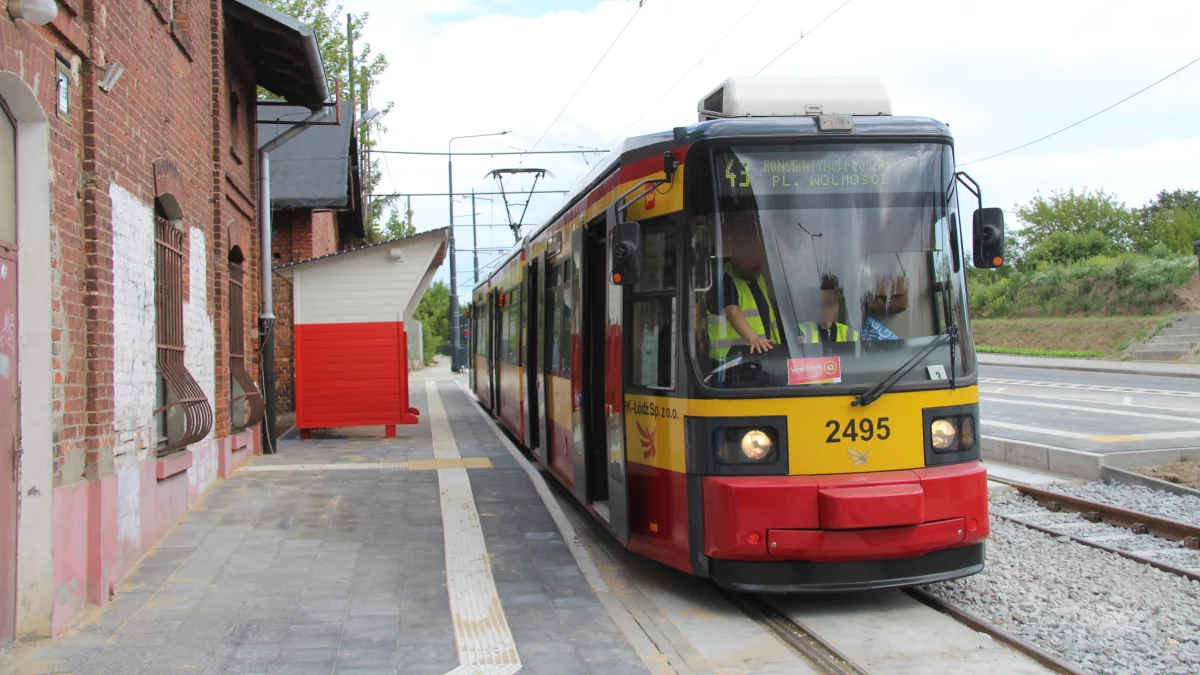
[972,207,1005,269]
[611,221,642,285]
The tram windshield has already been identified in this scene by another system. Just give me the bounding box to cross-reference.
[689,142,972,391]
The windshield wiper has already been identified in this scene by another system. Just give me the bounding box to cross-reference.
[853,325,959,408]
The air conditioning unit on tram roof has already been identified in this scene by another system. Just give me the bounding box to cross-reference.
[698,77,892,121]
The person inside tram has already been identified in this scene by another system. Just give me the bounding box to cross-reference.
[798,274,860,344]
[705,211,782,364]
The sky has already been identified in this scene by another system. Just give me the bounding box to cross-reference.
[338,0,1200,299]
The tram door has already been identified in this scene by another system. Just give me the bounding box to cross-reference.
[581,215,629,543]
[488,289,499,414]
[525,256,542,460]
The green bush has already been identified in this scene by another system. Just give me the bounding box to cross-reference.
[968,253,1197,318]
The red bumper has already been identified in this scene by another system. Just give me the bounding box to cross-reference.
[703,462,989,563]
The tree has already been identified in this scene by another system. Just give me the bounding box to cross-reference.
[1015,188,1138,252]
[1132,189,1200,254]
[1141,208,1200,255]
[375,205,415,242]
[414,281,450,364]
[262,0,396,231]
[1025,230,1116,267]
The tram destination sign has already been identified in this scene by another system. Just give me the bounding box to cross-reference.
[715,146,936,197]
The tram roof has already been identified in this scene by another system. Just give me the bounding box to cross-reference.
[471,115,952,294]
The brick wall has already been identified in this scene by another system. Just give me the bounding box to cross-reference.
[271,208,335,413]
[0,0,266,485]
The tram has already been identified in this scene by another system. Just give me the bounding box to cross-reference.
[469,77,1005,591]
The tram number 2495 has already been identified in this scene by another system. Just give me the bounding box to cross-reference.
[825,418,891,443]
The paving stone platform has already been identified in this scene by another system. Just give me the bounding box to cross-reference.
[1,375,646,675]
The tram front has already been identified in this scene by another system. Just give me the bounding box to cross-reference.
[671,78,1004,591]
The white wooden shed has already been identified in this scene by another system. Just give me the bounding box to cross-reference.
[275,228,449,437]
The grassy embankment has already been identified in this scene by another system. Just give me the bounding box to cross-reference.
[968,255,1199,358]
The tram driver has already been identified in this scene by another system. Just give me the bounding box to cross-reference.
[705,211,782,365]
[798,274,860,344]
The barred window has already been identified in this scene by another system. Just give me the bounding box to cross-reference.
[228,247,263,431]
[154,216,212,453]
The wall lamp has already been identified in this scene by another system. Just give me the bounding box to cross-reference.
[99,62,125,93]
[7,0,58,25]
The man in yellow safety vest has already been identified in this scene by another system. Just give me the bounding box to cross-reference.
[798,275,860,344]
[706,213,781,363]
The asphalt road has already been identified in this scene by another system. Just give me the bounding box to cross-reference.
[978,365,1200,455]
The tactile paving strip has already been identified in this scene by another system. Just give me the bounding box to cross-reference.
[427,381,522,671]
[238,462,410,471]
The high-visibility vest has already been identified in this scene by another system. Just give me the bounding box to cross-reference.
[707,262,780,362]
[798,321,859,343]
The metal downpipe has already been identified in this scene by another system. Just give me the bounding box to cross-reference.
[258,106,329,453]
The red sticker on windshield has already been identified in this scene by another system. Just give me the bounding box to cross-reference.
[788,357,842,385]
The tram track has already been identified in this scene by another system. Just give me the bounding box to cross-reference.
[990,476,1200,582]
[725,585,1085,675]
[721,590,864,675]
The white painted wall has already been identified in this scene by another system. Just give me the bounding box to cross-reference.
[110,184,157,468]
[183,227,215,445]
[1,71,55,638]
[290,233,446,326]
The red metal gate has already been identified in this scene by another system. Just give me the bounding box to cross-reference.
[0,101,19,646]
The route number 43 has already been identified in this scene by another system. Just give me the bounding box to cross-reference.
[825,418,891,443]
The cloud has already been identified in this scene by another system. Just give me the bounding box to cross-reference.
[342,0,1200,295]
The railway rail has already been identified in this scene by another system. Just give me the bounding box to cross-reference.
[725,587,1085,675]
[990,477,1200,582]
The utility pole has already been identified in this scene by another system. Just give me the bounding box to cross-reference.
[347,14,355,118]
[472,190,479,284]
[447,131,510,372]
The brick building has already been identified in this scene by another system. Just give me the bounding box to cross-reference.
[0,0,329,644]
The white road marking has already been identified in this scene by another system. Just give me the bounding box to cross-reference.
[984,420,1096,440]
[1123,396,1134,406]
[985,389,1199,415]
[984,396,1200,425]
[980,377,1200,398]
[427,382,522,675]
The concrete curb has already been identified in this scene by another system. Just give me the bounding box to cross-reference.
[1101,465,1200,499]
[982,435,1200,481]
[978,354,1200,379]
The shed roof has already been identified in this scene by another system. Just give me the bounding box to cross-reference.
[224,0,330,109]
[275,227,450,274]
[259,101,356,209]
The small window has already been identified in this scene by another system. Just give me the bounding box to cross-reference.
[228,248,263,431]
[634,227,677,293]
[631,297,675,389]
[627,215,679,390]
[154,215,213,453]
[55,57,71,123]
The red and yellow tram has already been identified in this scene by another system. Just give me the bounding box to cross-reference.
[469,77,1006,591]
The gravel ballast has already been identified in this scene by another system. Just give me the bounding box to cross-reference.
[928,494,1200,675]
[1045,481,1200,527]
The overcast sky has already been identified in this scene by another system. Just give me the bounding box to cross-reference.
[339,0,1200,298]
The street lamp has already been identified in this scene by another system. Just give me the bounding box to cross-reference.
[448,131,510,372]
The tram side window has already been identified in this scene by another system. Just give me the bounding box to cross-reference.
[476,304,488,355]
[630,218,678,390]
[548,262,571,376]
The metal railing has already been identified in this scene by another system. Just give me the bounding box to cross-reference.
[229,261,265,431]
[154,217,213,453]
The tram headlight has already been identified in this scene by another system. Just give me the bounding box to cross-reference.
[741,430,773,460]
[714,427,780,465]
[929,415,978,454]
[930,419,958,451]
